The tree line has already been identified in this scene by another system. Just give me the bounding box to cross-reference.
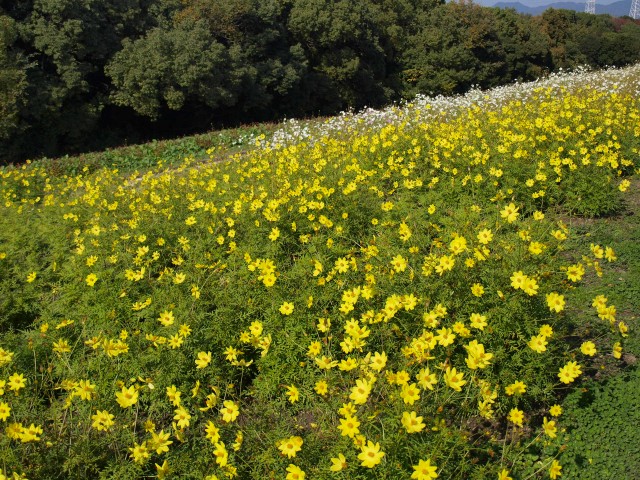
[1,0,640,164]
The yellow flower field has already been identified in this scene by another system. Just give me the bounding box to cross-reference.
[0,65,638,479]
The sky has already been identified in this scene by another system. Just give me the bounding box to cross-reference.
[472,0,619,5]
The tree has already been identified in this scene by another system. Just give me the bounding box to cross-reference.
[106,19,236,119]
[287,0,388,112]
[402,1,506,96]
[0,16,28,141]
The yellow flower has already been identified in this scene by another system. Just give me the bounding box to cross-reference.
[510,270,526,290]
[0,402,11,421]
[400,382,421,405]
[0,348,14,366]
[213,441,228,466]
[500,203,519,223]
[156,460,171,480]
[543,417,557,438]
[129,441,150,464]
[411,458,438,479]
[416,367,437,390]
[314,380,328,396]
[285,385,299,403]
[549,459,562,479]
[471,283,484,297]
[522,276,539,296]
[8,373,26,393]
[158,310,175,326]
[369,351,387,371]
[268,227,280,241]
[277,436,303,458]
[443,366,466,392]
[604,246,617,262]
[612,342,622,359]
[53,338,72,354]
[285,464,305,480]
[566,263,585,282]
[505,381,526,396]
[85,273,98,287]
[329,453,347,472]
[469,313,488,330]
[73,379,96,400]
[205,421,220,443]
[497,469,512,480]
[401,411,426,433]
[195,351,212,369]
[358,440,385,468]
[349,378,371,405]
[539,324,554,338]
[26,272,37,283]
[546,292,565,313]
[338,414,361,438]
[150,429,173,454]
[116,385,138,408]
[580,341,597,356]
[549,404,563,417]
[220,400,239,423]
[528,335,548,353]
[390,254,408,273]
[508,408,524,427]
[173,406,191,429]
[558,361,582,384]
[279,302,294,315]
[477,229,493,244]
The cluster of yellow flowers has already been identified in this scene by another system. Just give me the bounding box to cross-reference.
[0,65,637,479]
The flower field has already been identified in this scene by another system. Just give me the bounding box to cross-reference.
[1,65,639,479]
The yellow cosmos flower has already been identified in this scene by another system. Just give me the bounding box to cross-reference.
[580,341,597,356]
[279,302,294,315]
[195,351,212,369]
[411,458,438,479]
[549,460,562,479]
[401,411,426,433]
[443,366,466,392]
[500,203,519,223]
[220,400,239,423]
[285,464,305,480]
[546,292,565,313]
[508,408,524,427]
[283,385,299,403]
[543,417,557,438]
[8,373,26,393]
[116,385,138,408]
[277,436,303,458]
[549,404,563,417]
[358,440,385,468]
[329,453,347,472]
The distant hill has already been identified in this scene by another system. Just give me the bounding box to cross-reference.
[492,0,634,16]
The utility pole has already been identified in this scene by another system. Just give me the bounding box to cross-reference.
[630,0,640,19]
[585,0,596,14]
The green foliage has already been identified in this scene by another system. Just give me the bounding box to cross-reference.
[0,65,637,479]
[0,15,28,143]
[559,370,640,479]
[107,20,235,119]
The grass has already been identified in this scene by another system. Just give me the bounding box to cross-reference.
[33,121,287,176]
[557,177,640,479]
